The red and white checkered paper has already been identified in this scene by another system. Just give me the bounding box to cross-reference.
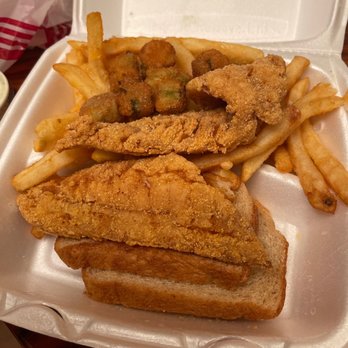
[0,0,72,72]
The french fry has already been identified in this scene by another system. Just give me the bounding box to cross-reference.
[286,56,310,91]
[301,120,348,205]
[103,37,154,56]
[296,95,343,120]
[220,161,233,170]
[91,149,123,163]
[83,60,110,93]
[53,63,101,98]
[287,78,310,105]
[70,90,86,112]
[287,74,337,213]
[65,48,88,108]
[179,37,264,64]
[273,145,293,173]
[241,147,274,182]
[66,48,87,66]
[288,128,337,213]
[295,83,337,109]
[12,148,90,192]
[192,92,344,171]
[165,37,194,76]
[87,12,103,61]
[86,12,110,92]
[68,40,88,58]
[33,112,79,152]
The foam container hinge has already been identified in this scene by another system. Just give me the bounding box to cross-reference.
[0,0,348,346]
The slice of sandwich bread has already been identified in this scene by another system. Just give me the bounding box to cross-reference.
[80,202,288,320]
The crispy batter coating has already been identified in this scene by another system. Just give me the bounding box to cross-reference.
[55,109,257,155]
[146,67,190,114]
[139,40,176,68]
[116,79,155,119]
[187,55,287,125]
[146,67,190,85]
[79,92,121,123]
[106,52,144,91]
[17,154,268,266]
[192,49,230,77]
[153,79,187,114]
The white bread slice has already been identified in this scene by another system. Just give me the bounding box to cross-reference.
[55,237,250,289]
[81,202,288,320]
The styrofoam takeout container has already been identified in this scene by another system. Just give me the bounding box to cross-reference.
[0,0,348,346]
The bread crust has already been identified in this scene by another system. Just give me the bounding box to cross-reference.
[81,202,288,320]
[55,238,250,289]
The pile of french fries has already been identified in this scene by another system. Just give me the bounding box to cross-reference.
[12,12,348,214]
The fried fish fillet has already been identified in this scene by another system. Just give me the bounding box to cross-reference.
[55,109,257,155]
[17,153,268,266]
[186,55,287,125]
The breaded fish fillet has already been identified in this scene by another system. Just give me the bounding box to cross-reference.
[17,154,268,266]
[55,109,257,155]
[186,55,287,125]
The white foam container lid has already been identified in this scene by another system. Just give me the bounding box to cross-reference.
[0,0,348,346]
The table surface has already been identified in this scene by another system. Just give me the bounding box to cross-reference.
[2,28,348,348]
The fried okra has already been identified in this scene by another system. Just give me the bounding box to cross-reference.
[106,52,144,91]
[154,79,187,114]
[146,67,189,114]
[146,66,191,86]
[80,92,121,122]
[191,49,230,77]
[139,40,176,68]
[116,79,154,119]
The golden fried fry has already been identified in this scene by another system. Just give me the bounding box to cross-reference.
[66,48,86,66]
[91,149,123,163]
[301,120,348,205]
[34,112,79,152]
[287,77,310,105]
[220,161,233,170]
[286,56,310,91]
[273,145,293,173]
[288,128,337,213]
[65,48,88,108]
[241,147,274,182]
[295,83,337,109]
[179,37,264,64]
[103,37,154,56]
[12,148,90,192]
[165,37,194,76]
[297,95,343,120]
[67,40,88,58]
[53,63,101,98]
[87,12,103,61]
[83,60,110,93]
[86,12,110,92]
